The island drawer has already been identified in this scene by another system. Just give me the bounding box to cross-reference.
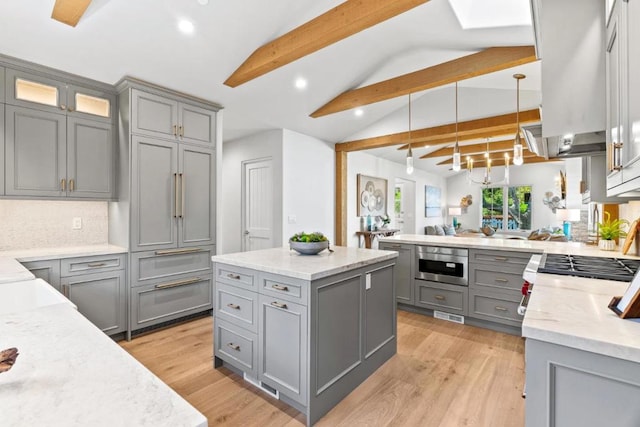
[215,264,257,290]
[414,280,467,316]
[215,282,258,333]
[468,290,522,327]
[259,272,308,305]
[130,246,214,288]
[470,249,534,267]
[215,318,258,378]
[61,254,125,277]
[469,265,526,293]
[130,274,212,330]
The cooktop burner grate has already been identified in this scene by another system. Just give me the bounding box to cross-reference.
[538,254,640,282]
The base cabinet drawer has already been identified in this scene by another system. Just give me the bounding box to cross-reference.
[470,265,526,293]
[259,272,308,305]
[215,264,257,290]
[131,246,214,287]
[215,282,258,333]
[131,275,212,330]
[414,280,467,316]
[470,249,533,267]
[61,254,125,276]
[215,318,258,378]
[468,290,523,327]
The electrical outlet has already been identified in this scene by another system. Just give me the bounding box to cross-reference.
[288,215,297,224]
[72,217,82,230]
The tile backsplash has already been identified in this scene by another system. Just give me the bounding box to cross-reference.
[0,200,108,251]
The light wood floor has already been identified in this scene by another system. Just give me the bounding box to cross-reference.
[120,311,525,427]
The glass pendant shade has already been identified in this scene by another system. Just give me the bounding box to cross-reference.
[452,151,461,171]
[513,73,526,166]
[406,146,414,174]
[513,137,524,165]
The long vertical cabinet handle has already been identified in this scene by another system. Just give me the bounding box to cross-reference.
[69,179,75,192]
[180,173,185,218]
[173,173,179,218]
[61,178,66,191]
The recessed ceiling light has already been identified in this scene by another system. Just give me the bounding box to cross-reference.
[178,19,195,35]
[354,108,364,117]
[294,77,308,90]
[197,0,209,4]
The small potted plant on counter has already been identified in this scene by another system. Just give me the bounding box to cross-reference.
[597,212,629,251]
[289,232,331,255]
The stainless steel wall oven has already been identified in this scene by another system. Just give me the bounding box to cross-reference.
[415,246,468,286]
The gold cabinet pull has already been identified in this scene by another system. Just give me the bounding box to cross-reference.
[227,343,240,351]
[494,257,508,261]
[69,179,75,192]
[494,306,509,312]
[179,125,184,137]
[270,301,287,309]
[87,262,106,268]
[154,247,202,256]
[61,178,66,191]
[226,303,240,310]
[227,273,241,280]
[173,173,179,218]
[271,284,289,292]
[495,278,509,283]
[62,284,69,297]
[67,106,75,112]
[434,295,446,301]
[60,104,67,110]
[173,124,177,136]
[180,173,185,218]
[155,277,201,289]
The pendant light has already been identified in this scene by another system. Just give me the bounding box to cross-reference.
[452,82,461,172]
[513,73,526,166]
[406,93,414,175]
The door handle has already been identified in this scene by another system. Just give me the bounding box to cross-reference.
[155,277,201,289]
[180,173,185,218]
[226,303,240,310]
[271,284,289,292]
[69,179,75,192]
[227,343,240,351]
[270,301,288,309]
[179,125,184,138]
[244,230,250,235]
[173,125,177,136]
[61,178,66,191]
[155,247,202,256]
[173,173,179,218]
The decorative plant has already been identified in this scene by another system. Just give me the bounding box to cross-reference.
[597,212,629,240]
[289,232,328,243]
[379,214,391,226]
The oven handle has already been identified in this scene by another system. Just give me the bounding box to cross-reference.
[419,254,468,264]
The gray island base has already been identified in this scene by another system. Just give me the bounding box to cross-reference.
[211,247,398,426]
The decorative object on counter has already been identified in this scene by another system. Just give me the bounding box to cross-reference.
[481,225,496,236]
[289,232,330,255]
[425,185,441,217]
[608,270,640,319]
[527,227,568,242]
[512,73,525,166]
[542,191,564,213]
[0,347,19,374]
[405,93,414,174]
[357,174,387,217]
[378,214,391,228]
[466,138,510,186]
[597,212,628,251]
[448,207,462,228]
[355,228,400,249]
[622,218,640,255]
[556,208,581,240]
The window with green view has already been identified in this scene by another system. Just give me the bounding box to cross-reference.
[481,185,532,231]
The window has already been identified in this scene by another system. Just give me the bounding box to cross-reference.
[482,185,532,231]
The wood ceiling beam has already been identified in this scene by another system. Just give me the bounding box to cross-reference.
[454,157,560,169]
[224,0,430,87]
[420,139,516,159]
[311,46,537,117]
[335,109,540,152]
[437,151,538,165]
[51,0,92,27]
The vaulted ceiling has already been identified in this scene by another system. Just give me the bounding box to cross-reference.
[0,0,541,174]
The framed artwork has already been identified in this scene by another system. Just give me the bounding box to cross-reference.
[425,185,441,217]
[357,174,387,217]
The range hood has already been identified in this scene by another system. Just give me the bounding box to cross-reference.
[522,125,606,159]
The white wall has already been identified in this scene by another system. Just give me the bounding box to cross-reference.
[347,151,447,247]
[221,129,283,254]
[445,160,581,231]
[282,129,335,243]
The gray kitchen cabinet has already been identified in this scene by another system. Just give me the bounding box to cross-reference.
[131,88,216,147]
[66,83,115,123]
[20,259,61,292]
[130,246,215,288]
[5,105,66,197]
[0,104,4,195]
[258,293,308,405]
[130,136,214,251]
[468,289,523,328]
[0,66,5,102]
[379,242,414,304]
[581,155,625,203]
[414,279,467,316]
[214,259,397,426]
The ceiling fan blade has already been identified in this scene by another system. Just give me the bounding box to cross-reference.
[51,0,92,27]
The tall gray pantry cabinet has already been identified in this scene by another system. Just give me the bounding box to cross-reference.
[109,78,220,338]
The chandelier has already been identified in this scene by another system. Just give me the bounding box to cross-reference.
[467,139,510,186]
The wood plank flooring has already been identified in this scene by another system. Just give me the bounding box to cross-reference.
[119,310,525,426]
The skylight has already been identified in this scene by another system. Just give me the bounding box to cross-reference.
[448,0,531,29]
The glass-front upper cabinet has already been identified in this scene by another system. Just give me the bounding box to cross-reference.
[6,69,67,114]
[67,84,115,123]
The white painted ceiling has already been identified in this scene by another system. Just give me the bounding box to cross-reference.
[0,0,539,174]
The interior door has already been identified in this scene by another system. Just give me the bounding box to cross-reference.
[242,158,273,252]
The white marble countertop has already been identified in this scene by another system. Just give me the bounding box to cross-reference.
[380,234,640,259]
[0,257,35,283]
[0,244,128,262]
[0,278,76,314]
[522,273,640,363]
[212,246,398,280]
[0,303,207,427]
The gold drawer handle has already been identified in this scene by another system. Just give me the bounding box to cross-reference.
[61,178,66,191]
[494,257,508,261]
[271,284,289,291]
[227,343,240,351]
[227,273,241,280]
[155,277,201,289]
[495,278,509,283]
[270,301,288,309]
[227,303,240,310]
[154,248,202,256]
[494,306,509,312]
[87,262,106,268]
[391,244,402,248]
[434,295,446,301]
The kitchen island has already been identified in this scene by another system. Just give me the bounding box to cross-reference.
[211,246,398,426]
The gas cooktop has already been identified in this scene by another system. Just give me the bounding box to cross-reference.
[538,254,640,282]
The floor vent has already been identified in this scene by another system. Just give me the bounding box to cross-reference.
[434,310,465,324]
[243,373,280,399]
